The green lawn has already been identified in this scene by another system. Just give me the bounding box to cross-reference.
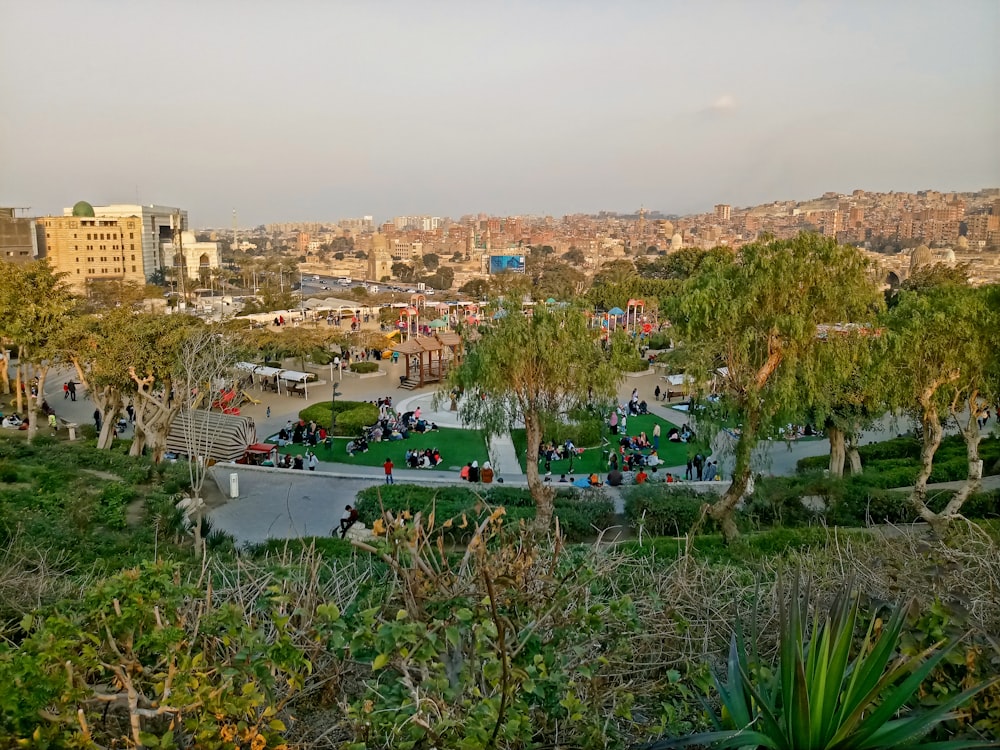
[265,426,490,474]
[512,413,709,476]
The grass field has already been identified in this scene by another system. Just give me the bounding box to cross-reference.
[265,426,490,473]
[512,413,710,476]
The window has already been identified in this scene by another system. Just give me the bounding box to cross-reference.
[129,232,134,239]
[77,270,81,274]
[132,265,137,272]
[130,244,135,250]
[131,254,135,260]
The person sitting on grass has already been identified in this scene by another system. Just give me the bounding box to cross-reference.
[481,461,494,483]
[588,473,603,487]
[460,462,471,481]
[607,467,623,486]
[635,468,649,484]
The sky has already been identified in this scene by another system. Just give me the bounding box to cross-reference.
[1,0,998,227]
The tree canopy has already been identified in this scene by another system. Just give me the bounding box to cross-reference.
[667,234,883,541]
[449,304,620,529]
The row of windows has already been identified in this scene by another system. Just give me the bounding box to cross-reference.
[75,255,137,263]
[78,266,139,275]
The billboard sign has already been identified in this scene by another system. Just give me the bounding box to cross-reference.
[488,255,526,274]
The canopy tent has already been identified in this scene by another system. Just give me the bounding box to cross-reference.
[607,306,625,316]
[279,369,312,398]
[166,410,257,463]
[428,318,448,328]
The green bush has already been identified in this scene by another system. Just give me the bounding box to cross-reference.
[97,483,137,530]
[299,401,379,436]
[744,474,832,528]
[349,361,379,374]
[354,483,613,542]
[335,405,379,436]
[619,357,650,373]
[623,485,709,536]
[310,348,336,365]
[245,536,362,562]
[647,332,672,350]
[539,412,603,448]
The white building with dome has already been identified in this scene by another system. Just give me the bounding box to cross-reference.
[162,230,222,282]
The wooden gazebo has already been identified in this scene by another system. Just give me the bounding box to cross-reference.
[392,332,466,390]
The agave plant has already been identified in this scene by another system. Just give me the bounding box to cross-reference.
[642,576,999,750]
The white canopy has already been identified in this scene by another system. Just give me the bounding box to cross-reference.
[278,370,311,383]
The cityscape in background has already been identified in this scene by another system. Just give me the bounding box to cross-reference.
[2,186,999,298]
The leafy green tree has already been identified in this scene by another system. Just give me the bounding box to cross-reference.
[803,329,890,476]
[668,234,882,542]
[448,305,620,529]
[562,246,586,264]
[459,278,490,298]
[884,281,1000,534]
[422,252,440,271]
[126,314,205,460]
[0,261,77,442]
[593,259,637,288]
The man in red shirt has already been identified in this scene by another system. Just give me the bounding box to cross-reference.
[635,469,648,484]
[383,457,394,485]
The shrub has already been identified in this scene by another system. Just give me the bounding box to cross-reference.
[310,348,336,365]
[619,357,650,373]
[349,361,379,374]
[354,483,613,542]
[743,474,830,528]
[97,483,137,530]
[299,401,378,436]
[623,485,709,536]
[0,461,19,483]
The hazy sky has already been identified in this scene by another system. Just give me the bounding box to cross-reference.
[2,1,998,227]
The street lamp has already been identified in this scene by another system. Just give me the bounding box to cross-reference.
[330,381,342,439]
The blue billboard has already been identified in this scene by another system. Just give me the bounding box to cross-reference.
[489,255,526,274]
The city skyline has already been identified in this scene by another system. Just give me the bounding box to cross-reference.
[2,0,998,226]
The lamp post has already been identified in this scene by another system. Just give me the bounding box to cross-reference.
[330,381,341,438]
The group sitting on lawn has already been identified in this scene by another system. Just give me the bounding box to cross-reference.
[406,448,443,468]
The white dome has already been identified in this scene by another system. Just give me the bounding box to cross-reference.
[181,230,198,246]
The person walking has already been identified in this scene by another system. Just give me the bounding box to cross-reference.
[266,406,271,419]
[654,384,661,402]
[63,382,69,400]
[383,457,394,485]
[93,408,102,433]
[306,451,318,471]
[67,381,77,401]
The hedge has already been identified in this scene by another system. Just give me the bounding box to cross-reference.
[349,361,380,374]
[619,357,650,373]
[354,483,614,542]
[622,485,713,536]
[299,401,379,436]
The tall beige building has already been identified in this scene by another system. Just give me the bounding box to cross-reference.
[37,200,188,292]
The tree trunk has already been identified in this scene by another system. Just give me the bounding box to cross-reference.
[25,364,49,445]
[0,348,9,394]
[911,407,946,533]
[96,389,123,450]
[14,357,23,414]
[934,398,984,526]
[708,416,757,544]
[524,411,555,532]
[828,424,846,477]
[846,431,862,475]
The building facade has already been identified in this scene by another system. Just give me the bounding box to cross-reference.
[0,208,39,264]
[37,201,189,292]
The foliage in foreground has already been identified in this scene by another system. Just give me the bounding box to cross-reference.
[644,575,1000,750]
[355,482,615,542]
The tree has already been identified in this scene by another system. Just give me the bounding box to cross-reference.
[884,280,999,534]
[174,329,244,557]
[448,305,619,530]
[592,259,637,288]
[562,247,586,265]
[126,314,205,460]
[668,234,882,542]
[0,261,77,443]
[392,262,415,282]
[803,329,889,477]
[460,278,490,298]
[422,253,440,271]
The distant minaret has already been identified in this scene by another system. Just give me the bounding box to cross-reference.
[637,205,646,237]
[232,209,238,252]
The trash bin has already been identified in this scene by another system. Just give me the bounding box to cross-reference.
[229,473,239,499]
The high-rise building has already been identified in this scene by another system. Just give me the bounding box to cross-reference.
[714,204,731,222]
[0,208,39,265]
